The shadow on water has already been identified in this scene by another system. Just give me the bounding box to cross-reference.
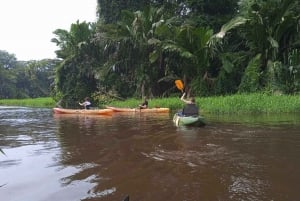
[1,107,300,201]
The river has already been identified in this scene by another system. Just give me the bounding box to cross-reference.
[0,106,300,201]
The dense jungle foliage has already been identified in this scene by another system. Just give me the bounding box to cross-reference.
[1,0,299,107]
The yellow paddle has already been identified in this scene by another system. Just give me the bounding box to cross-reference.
[175,79,184,92]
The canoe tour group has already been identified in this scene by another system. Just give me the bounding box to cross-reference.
[53,80,206,127]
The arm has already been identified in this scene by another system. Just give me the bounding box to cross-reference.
[180,93,191,104]
[79,101,87,106]
[139,104,147,109]
[139,100,148,109]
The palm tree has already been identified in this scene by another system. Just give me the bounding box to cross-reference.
[94,6,167,98]
[51,21,98,105]
[149,13,247,95]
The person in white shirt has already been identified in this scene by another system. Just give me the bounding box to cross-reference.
[79,97,91,109]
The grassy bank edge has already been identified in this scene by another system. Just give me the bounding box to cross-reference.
[0,97,56,108]
[108,93,300,114]
[0,93,299,114]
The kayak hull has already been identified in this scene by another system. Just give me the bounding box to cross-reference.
[53,107,113,115]
[106,106,170,113]
[173,113,206,127]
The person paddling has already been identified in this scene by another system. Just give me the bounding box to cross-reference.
[138,96,148,109]
[79,97,91,109]
[180,92,199,116]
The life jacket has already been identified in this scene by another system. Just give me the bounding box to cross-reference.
[182,104,199,116]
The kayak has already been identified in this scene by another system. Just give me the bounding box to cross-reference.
[106,106,170,113]
[53,113,113,119]
[53,107,113,115]
[173,113,206,127]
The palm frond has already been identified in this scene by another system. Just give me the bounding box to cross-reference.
[0,148,6,156]
[214,16,248,39]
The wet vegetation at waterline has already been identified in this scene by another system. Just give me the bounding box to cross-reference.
[199,93,300,114]
[0,93,299,114]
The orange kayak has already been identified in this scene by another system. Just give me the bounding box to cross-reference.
[53,107,113,115]
[106,106,169,113]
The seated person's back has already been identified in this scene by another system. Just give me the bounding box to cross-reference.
[85,103,91,109]
[182,104,199,116]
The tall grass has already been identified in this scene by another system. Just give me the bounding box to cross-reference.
[108,93,300,114]
[0,97,56,108]
[199,93,300,114]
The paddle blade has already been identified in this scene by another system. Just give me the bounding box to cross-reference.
[175,80,184,91]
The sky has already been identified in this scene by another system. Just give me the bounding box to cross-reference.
[0,0,97,61]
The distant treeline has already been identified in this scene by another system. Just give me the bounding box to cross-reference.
[0,50,59,99]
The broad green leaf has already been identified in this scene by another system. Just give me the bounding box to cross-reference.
[268,37,279,48]
[149,50,159,63]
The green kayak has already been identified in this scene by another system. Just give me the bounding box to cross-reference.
[173,113,206,127]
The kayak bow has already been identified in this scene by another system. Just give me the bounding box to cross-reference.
[173,113,206,127]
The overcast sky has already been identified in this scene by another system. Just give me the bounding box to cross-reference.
[0,0,97,61]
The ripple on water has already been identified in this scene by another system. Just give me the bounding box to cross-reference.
[228,175,269,200]
[83,187,117,200]
[1,117,38,123]
[141,144,230,167]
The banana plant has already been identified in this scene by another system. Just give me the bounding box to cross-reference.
[149,14,247,95]
[237,0,300,86]
[51,21,98,102]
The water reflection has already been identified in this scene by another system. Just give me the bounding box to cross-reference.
[1,107,300,201]
[207,112,300,126]
[0,108,97,201]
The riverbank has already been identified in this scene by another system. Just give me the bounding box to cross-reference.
[0,93,299,114]
[0,97,55,108]
[108,93,300,114]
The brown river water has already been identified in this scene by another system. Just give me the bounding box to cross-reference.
[0,106,300,201]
